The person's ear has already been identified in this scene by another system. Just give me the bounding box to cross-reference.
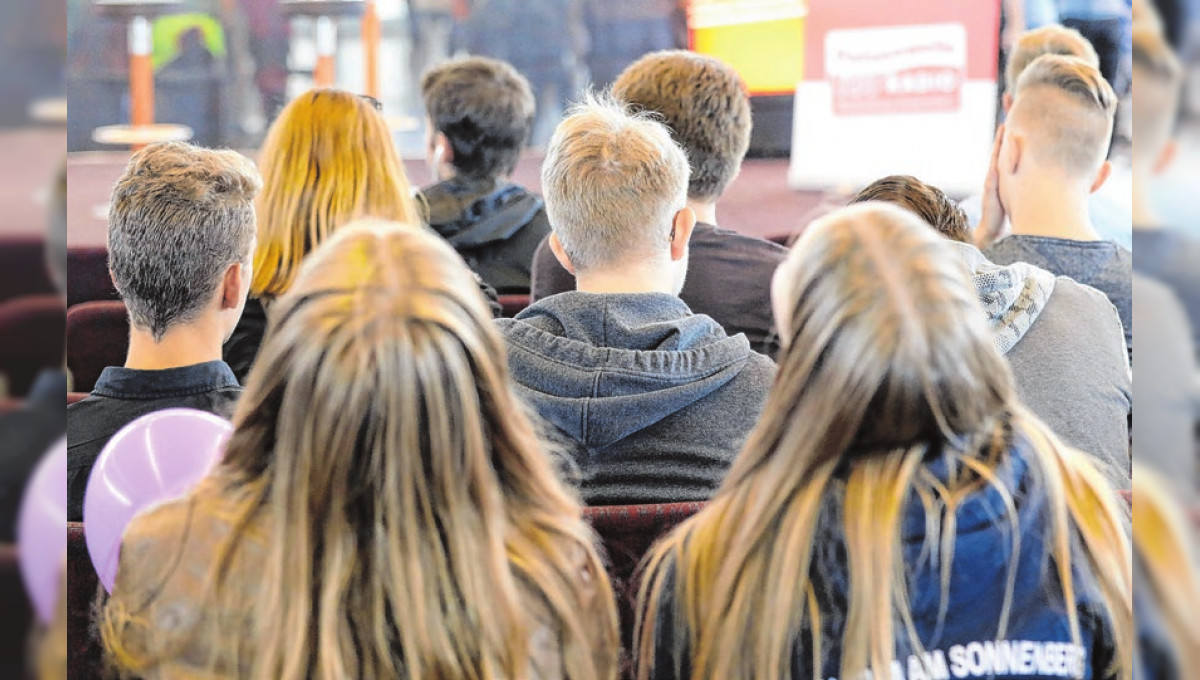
[1002,131,1022,177]
[669,207,696,262]
[434,132,453,165]
[1154,139,1179,175]
[1089,160,1113,194]
[219,262,245,310]
[548,233,576,275]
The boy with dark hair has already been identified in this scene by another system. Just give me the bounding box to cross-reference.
[420,56,549,294]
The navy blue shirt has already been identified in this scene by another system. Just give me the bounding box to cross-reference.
[66,361,241,522]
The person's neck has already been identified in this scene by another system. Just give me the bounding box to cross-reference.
[1007,176,1098,241]
[574,263,678,295]
[1131,166,1162,230]
[125,320,224,371]
[687,198,718,227]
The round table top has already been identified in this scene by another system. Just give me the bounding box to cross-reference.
[94,0,188,19]
[278,0,366,18]
[29,98,68,125]
[92,124,194,146]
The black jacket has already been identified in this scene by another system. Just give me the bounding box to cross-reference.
[421,176,551,295]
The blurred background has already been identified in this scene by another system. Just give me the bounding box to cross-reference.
[3,0,1200,678]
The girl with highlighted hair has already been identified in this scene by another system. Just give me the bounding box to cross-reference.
[635,203,1132,680]
[103,222,619,680]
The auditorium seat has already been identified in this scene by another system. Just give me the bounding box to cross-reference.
[0,295,66,398]
[67,523,105,680]
[583,502,704,677]
[66,247,119,308]
[0,236,56,304]
[498,294,530,318]
[765,232,794,247]
[66,300,129,394]
[0,543,34,679]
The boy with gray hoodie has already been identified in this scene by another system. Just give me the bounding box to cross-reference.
[497,94,776,505]
[852,176,1131,487]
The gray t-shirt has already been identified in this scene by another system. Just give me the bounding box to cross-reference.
[986,235,1132,361]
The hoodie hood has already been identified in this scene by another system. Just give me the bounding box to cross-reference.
[422,176,544,248]
[497,292,754,449]
[948,242,1057,355]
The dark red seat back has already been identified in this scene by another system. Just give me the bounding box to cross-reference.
[0,295,66,398]
[67,523,105,680]
[584,502,704,677]
[498,294,530,318]
[66,300,129,393]
[66,247,118,308]
[0,543,34,679]
[0,236,56,304]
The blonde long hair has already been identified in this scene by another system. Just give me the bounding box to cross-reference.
[114,222,618,679]
[251,89,420,299]
[635,203,1132,680]
[1132,464,1200,679]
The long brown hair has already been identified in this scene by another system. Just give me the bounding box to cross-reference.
[635,203,1132,680]
[251,89,420,300]
[113,221,618,679]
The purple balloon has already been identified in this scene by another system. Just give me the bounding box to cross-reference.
[16,436,67,624]
[84,408,232,593]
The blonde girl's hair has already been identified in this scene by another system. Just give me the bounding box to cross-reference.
[1132,464,1200,677]
[635,202,1132,680]
[251,89,420,299]
[109,220,618,679]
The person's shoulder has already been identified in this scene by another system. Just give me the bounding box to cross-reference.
[1047,276,1123,325]
[700,225,788,261]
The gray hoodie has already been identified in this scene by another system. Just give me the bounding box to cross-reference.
[497,292,776,505]
[951,242,1131,487]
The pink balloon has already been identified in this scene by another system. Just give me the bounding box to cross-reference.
[16,436,67,624]
[83,408,232,593]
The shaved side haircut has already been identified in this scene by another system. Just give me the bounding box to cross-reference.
[1005,25,1100,94]
[1011,55,1117,177]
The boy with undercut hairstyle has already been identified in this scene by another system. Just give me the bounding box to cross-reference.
[67,141,260,521]
[419,56,549,295]
[978,54,1132,361]
[530,50,788,358]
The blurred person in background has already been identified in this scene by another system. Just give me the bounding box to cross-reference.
[1130,22,1200,357]
[235,0,290,122]
[67,142,261,522]
[419,57,549,295]
[1056,0,1131,87]
[459,0,584,145]
[1131,274,1197,489]
[582,0,681,88]
[853,175,1131,488]
[0,165,66,542]
[532,51,788,359]
[978,55,1132,362]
